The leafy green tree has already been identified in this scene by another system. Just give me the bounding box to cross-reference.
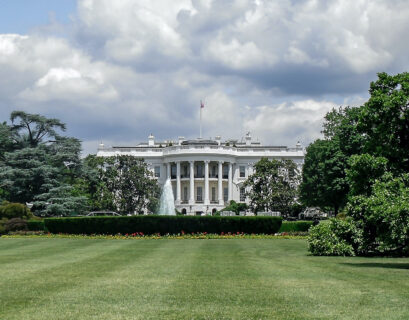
[0,146,60,204]
[0,111,85,216]
[34,185,88,216]
[244,158,300,216]
[357,72,409,173]
[0,122,14,160]
[346,154,388,197]
[299,139,349,215]
[347,173,409,256]
[10,111,66,147]
[322,106,364,156]
[83,155,160,214]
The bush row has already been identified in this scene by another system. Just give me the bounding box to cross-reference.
[27,219,46,231]
[44,216,282,235]
[279,221,314,233]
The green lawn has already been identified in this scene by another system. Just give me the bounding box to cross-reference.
[0,238,408,320]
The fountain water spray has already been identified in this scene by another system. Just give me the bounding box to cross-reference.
[158,179,176,215]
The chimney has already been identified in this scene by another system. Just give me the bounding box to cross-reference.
[215,135,221,145]
[148,134,155,146]
[178,136,185,145]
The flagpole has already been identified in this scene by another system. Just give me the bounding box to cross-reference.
[200,100,203,139]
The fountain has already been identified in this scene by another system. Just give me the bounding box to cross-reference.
[158,179,176,215]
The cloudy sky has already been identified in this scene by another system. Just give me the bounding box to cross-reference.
[1,0,408,154]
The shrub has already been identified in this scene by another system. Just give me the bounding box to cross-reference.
[0,218,8,234]
[279,221,313,233]
[27,219,45,231]
[347,173,409,256]
[44,216,282,235]
[5,218,28,232]
[0,202,33,220]
[308,218,362,256]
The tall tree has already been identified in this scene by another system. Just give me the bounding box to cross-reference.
[83,155,160,214]
[357,72,409,173]
[244,158,300,216]
[10,111,66,147]
[299,139,349,215]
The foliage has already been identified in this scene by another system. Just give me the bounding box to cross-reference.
[308,219,362,256]
[346,154,388,197]
[220,200,248,215]
[83,155,160,214]
[279,221,314,233]
[10,111,66,148]
[357,72,409,173]
[27,219,45,231]
[244,158,300,216]
[322,106,365,156]
[347,173,409,256]
[44,216,282,235]
[0,112,86,216]
[0,121,14,160]
[34,185,88,217]
[299,139,349,214]
[0,201,33,219]
[4,217,28,232]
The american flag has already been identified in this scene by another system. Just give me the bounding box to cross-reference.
[200,100,204,108]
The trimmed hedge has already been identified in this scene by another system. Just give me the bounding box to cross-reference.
[27,219,46,231]
[44,216,282,235]
[279,221,314,233]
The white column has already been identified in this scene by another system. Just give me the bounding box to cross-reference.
[167,162,171,180]
[218,161,223,205]
[204,160,210,205]
[176,161,181,204]
[189,161,194,204]
[228,162,233,201]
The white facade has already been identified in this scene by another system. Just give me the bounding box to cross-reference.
[97,133,305,215]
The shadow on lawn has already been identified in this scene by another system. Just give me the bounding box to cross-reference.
[341,262,409,270]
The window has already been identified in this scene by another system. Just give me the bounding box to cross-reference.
[171,164,176,179]
[197,187,203,202]
[223,187,228,201]
[196,164,203,178]
[182,165,189,178]
[211,187,216,201]
[240,187,246,202]
[222,165,228,179]
[239,166,246,178]
[211,165,217,178]
[154,166,160,178]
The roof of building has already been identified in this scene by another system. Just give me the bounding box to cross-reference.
[181,139,218,146]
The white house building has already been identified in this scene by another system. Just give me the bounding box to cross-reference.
[97,133,305,215]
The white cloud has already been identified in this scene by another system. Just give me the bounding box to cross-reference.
[1,0,409,154]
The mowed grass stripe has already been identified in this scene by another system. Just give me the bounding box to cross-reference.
[0,239,166,318]
[0,238,408,320]
[1,239,207,320]
[243,240,409,320]
[157,239,287,320]
[0,238,107,271]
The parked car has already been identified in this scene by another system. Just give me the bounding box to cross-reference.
[86,211,121,216]
[298,207,327,220]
